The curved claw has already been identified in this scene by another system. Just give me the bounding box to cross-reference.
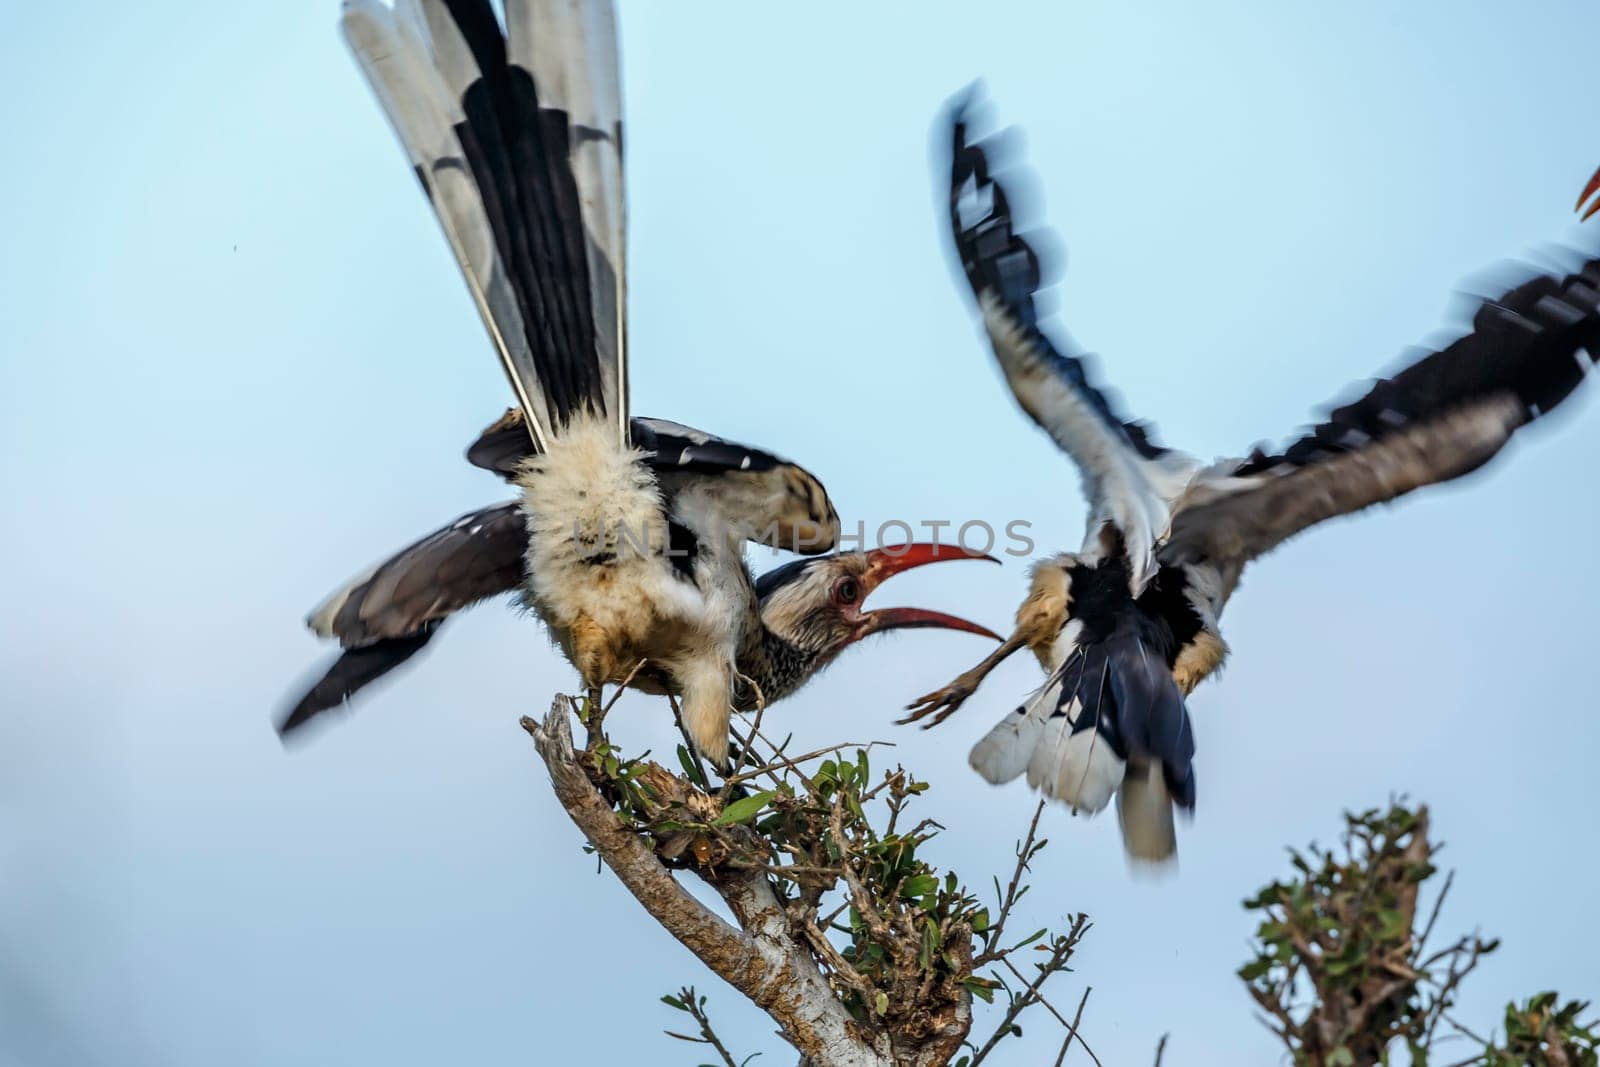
[1577,165,1600,222]
[898,676,979,730]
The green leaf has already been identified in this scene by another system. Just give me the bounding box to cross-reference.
[660,994,687,1011]
[676,745,707,789]
[1013,928,1048,950]
[1237,957,1273,982]
[901,875,939,899]
[970,908,990,933]
[1327,1047,1355,1066]
[714,790,777,826]
[874,992,888,1016]
[961,976,996,1004]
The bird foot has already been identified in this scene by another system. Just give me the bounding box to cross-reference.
[898,672,981,730]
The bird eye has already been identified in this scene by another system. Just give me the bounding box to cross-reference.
[834,578,860,606]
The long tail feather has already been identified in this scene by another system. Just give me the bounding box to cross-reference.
[1117,762,1177,864]
[971,632,1196,860]
[342,0,627,446]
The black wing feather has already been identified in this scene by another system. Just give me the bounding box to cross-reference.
[466,409,786,479]
[278,630,438,738]
[948,90,1169,461]
[1165,254,1600,568]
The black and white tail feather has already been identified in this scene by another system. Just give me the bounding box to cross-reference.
[969,624,1196,864]
[343,0,625,448]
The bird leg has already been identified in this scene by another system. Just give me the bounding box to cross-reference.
[583,686,605,749]
[570,614,618,691]
[675,660,733,774]
[899,631,1028,729]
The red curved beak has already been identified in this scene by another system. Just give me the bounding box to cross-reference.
[853,543,1002,643]
[1577,166,1600,222]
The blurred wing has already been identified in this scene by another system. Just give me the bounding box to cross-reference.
[306,501,528,647]
[1163,256,1600,569]
[344,0,626,445]
[277,632,437,738]
[945,91,1196,592]
[279,501,529,736]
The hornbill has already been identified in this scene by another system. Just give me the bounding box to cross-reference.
[280,412,998,735]
[902,90,1600,862]
[326,1,997,764]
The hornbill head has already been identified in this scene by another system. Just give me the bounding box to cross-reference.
[1579,165,1600,222]
[755,543,1001,674]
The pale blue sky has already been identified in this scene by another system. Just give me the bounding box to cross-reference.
[3,2,1597,1064]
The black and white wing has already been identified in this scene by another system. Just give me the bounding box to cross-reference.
[279,502,528,735]
[342,0,626,448]
[466,408,795,477]
[465,409,840,553]
[945,91,1197,593]
[1162,255,1600,571]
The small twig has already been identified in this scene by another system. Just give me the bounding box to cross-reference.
[603,659,649,715]
[722,672,769,801]
[1440,1011,1492,1047]
[664,985,741,1067]
[718,740,894,789]
[1051,985,1097,1067]
[1414,868,1456,961]
[1422,936,1489,1050]
[977,801,1047,965]
[968,932,1082,1066]
[1152,1032,1169,1067]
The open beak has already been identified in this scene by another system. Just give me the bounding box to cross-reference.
[1578,166,1600,222]
[852,543,1002,642]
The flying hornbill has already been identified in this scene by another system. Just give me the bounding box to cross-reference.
[332,1,996,765]
[280,410,997,735]
[901,89,1600,862]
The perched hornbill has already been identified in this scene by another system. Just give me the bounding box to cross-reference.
[902,89,1600,862]
[330,1,996,764]
[280,412,998,735]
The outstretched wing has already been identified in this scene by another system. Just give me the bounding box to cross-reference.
[279,501,528,735]
[343,0,626,447]
[1163,255,1600,570]
[944,90,1196,593]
